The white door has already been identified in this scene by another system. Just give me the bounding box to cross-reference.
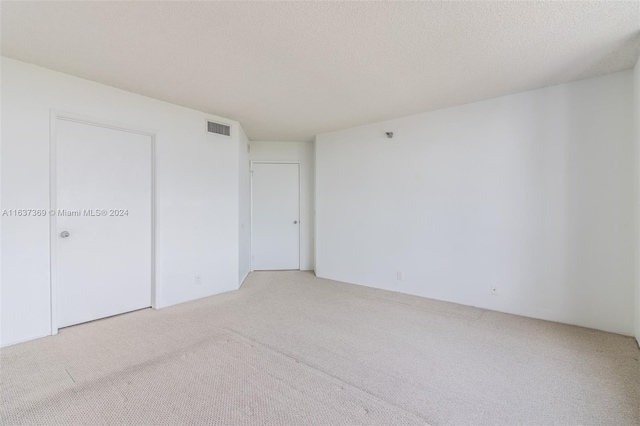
[56,119,152,328]
[252,163,300,270]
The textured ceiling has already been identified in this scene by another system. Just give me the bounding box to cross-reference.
[2,1,639,142]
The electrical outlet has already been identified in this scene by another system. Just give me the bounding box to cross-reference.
[491,284,498,295]
[397,271,404,281]
[195,275,202,286]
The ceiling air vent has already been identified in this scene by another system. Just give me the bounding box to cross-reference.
[207,121,231,137]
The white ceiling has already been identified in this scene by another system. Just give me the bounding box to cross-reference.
[2,1,639,142]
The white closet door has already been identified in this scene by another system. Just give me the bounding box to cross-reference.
[252,163,300,270]
[56,119,152,327]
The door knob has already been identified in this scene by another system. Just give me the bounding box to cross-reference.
[60,231,70,238]
[293,221,298,224]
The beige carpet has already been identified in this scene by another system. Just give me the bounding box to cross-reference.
[1,271,639,425]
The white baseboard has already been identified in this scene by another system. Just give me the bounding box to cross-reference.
[1,332,51,348]
[239,271,250,289]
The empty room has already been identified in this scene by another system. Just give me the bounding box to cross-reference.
[1,1,639,425]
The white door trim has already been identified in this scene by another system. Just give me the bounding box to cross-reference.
[250,161,301,271]
[49,110,158,336]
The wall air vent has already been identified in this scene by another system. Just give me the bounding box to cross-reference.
[207,121,231,137]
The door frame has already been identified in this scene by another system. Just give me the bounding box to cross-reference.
[49,110,157,336]
[250,161,301,271]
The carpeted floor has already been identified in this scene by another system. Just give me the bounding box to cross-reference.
[1,271,639,425]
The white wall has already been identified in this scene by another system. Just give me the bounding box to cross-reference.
[1,57,241,347]
[238,127,251,285]
[249,141,315,271]
[634,56,640,344]
[316,71,635,335]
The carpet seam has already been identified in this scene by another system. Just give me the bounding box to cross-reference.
[224,328,437,426]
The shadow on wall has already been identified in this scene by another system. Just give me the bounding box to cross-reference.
[500,76,635,332]
[561,79,635,333]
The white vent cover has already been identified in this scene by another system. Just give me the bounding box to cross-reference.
[207,121,231,136]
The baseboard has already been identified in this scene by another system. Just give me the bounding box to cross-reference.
[314,271,635,337]
[239,270,251,289]
[1,332,51,348]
